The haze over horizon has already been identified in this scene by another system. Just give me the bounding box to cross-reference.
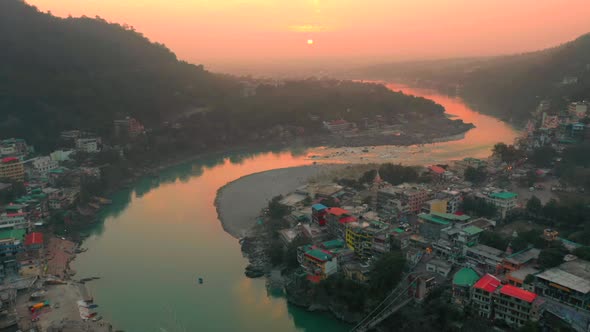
[27,0,590,75]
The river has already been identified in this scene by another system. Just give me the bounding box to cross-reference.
[71,85,518,332]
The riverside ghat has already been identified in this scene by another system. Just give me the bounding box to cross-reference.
[71,84,518,331]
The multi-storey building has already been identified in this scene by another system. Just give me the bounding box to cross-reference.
[30,156,58,178]
[534,259,590,311]
[0,138,28,157]
[484,192,518,219]
[403,188,432,213]
[325,207,356,239]
[417,212,470,240]
[311,203,328,226]
[464,244,504,274]
[0,157,24,182]
[297,245,338,280]
[471,274,501,318]
[493,285,541,327]
[569,102,588,119]
[345,220,391,260]
[75,138,100,153]
[440,190,462,214]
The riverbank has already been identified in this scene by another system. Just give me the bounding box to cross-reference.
[215,164,342,238]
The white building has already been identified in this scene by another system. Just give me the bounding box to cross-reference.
[0,212,29,229]
[50,149,74,162]
[484,192,518,218]
[30,156,58,178]
[75,138,100,153]
[568,102,588,119]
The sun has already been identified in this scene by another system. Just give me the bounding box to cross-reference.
[307,39,314,45]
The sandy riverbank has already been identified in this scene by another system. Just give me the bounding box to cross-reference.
[215,164,342,238]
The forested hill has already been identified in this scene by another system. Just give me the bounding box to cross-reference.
[1,0,460,154]
[351,33,590,125]
[0,0,236,150]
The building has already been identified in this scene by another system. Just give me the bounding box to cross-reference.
[569,102,588,119]
[464,244,504,274]
[60,130,82,141]
[0,208,29,230]
[24,232,43,250]
[404,188,432,213]
[297,245,338,280]
[29,156,58,178]
[0,158,24,182]
[506,266,539,289]
[484,192,518,218]
[311,204,328,226]
[0,228,25,279]
[114,116,145,137]
[534,259,590,311]
[50,149,74,162]
[440,190,462,214]
[75,138,100,153]
[421,199,447,214]
[418,212,470,240]
[494,285,541,327]
[325,207,356,239]
[0,138,28,157]
[345,220,391,260]
[471,274,501,318]
[502,247,540,272]
[452,267,480,305]
[426,259,452,277]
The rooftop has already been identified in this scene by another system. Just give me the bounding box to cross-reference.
[462,225,484,236]
[453,268,480,287]
[326,207,348,216]
[320,239,345,250]
[419,211,470,225]
[1,157,19,163]
[24,232,43,246]
[305,249,333,262]
[536,259,590,294]
[507,267,540,282]
[311,203,328,211]
[0,228,26,241]
[505,247,541,265]
[473,274,501,293]
[490,192,518,200]
[499,285,538,303]
[429,165,446,174]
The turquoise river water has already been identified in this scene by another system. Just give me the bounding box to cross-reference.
[71,85,519,332]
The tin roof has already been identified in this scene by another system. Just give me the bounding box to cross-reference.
[499,285,538,303]
[453,268,480,287]
[473,274,501,293]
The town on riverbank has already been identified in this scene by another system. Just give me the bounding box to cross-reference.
[233,99,590,331]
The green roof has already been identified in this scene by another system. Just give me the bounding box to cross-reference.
[490,192,517,200]
[462,225,483,236]
[5,204,25,210]
[321,239,345,249]
[0,228,26,241]
[418,213,451,225]
[453,268,480,286]
[431,211,471,221]
[394,228,405,233]
[306,249,332,261]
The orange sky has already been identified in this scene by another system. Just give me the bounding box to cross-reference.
[27,0,590,72]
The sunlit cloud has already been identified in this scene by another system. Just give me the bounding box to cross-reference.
[288,24,330,32]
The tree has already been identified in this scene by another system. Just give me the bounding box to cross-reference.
[378,163,420,185]
[538,243,568,269]
[526,196,543,216]
[461,197,497,218]
[268,195,290,219]
[492,142,521,163]
[530,146,557,167]
[284,236,310,269]
[573,246,590,260]
[464,166,487,184]
[369,251,405,299]
[479,231,509,251]
[358,169,377,185]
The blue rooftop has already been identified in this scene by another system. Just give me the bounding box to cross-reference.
[312,203,327,211]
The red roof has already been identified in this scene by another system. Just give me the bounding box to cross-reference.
[429,165,445,174]
[1,157,18,163]
[339,216,357,224]
[499,285,538,303]
[306,275,322,283]
[473,274,501,293]
[326,207,348,216]
[25,232,43,246]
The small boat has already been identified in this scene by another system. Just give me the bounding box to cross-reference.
[198,277,203,284]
